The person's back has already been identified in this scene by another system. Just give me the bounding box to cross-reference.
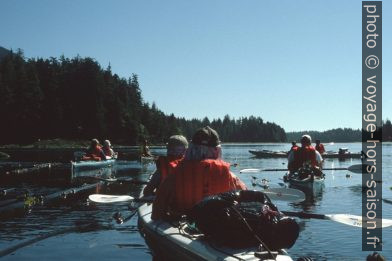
[152,126,246,220]
[143,135,188,196]
[288,135,319,171]
[174,158,243,213]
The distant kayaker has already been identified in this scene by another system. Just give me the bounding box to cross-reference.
[103,140,117,159]
[140,139,153,157]
[143,135,188,196]
[290,141,299,151]
[84,139,106,161]
[288,141,299,157]
[152,126,247,220]
[315,139,326,154]
[288,135,322,172]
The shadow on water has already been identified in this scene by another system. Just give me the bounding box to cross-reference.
[0,159,155,259]
[291,184,325,210]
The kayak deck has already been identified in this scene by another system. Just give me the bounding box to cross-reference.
[137,201,293,261]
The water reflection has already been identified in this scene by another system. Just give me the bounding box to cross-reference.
[0,144,391,260]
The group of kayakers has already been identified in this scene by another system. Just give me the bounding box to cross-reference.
[135,129,386,259]
[144,126,300,250]
[148,126,246,219]
[82,138,117,161]
[287,136,326,180]
[145,127,327,220]
[288,136,323,170]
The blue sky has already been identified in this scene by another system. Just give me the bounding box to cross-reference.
[1,0,390,131]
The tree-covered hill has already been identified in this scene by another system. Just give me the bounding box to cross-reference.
[0,46,11,61]
[0,49,286,145]
[286,128,362,143]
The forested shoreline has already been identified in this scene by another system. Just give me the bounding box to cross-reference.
[287,121,392,143]
[0,49,286,145]
[0,48,390,145]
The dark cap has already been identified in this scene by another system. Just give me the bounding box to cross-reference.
[192,126,220,147]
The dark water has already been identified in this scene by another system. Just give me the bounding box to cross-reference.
[0,143,391,260]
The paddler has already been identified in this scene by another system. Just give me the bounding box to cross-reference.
[152,126,247,220]
[103,140,117,159]
[82,139,106,161]
[290,141,299,151]
[143,135,188,196]
[140,139,153,157]
[315,139,326,154]
[288,141,299,158]
[288,134,322,173]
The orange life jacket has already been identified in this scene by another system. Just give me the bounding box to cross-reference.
[291,146,317,170]
[174,159,244,213]
[84,146,104,161]
[315,144,325,154]
[291,145,299,151]
[156,155,183,183]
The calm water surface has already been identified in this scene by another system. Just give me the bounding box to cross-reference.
[0,143,391,260]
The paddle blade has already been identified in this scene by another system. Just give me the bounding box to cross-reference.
[348,164,369,174]
[240,168,261,173]
[263,188,305,203]
[325,214,392,228]
[89,194,134,203]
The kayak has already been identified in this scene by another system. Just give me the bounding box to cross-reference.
[138,200,293,260]
[249,150,362,159]
[322,152,362,159]
[71,159,116,180]
[283,171,325,196]
[249,150,288,158]
[140,156,156,165]
[137,179,294,260]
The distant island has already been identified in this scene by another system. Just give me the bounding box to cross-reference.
[0,47,390,145]
[286,128,362,143]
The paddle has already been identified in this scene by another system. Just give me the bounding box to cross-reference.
[89,194,152,204]
[263,188,305,202]
[74,176,148,185]
[281,211,392,228]
[89,187,306,203]
[240,164,367,174]
[88,194,392,228]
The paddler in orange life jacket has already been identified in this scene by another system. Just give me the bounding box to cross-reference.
[290,141,299,151]
[315,139,326,154]
[143,135,188,196]
[288,135,322,172]
[152,126,247,220]
[84,139,106,161]
[287,140,299,161]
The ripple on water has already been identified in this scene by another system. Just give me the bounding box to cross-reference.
[0,144,391,260]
